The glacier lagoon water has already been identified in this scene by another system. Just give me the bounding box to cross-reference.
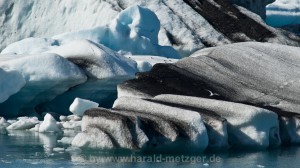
[0,129,300,168]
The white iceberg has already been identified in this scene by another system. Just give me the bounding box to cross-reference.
[0,53,87,117]
[39,113,61,133]
[69,98,99,116]
[6,117,39,130]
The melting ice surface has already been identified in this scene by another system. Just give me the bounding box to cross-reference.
[1,129,300,168]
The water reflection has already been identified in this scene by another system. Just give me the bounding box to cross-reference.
[1,130,300,168]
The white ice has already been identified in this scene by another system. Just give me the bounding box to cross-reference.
[266,0,300,26]
[2,5,180,59]
[0,53,87,117]
[39,113,61,133]
[6,117,39,130]
[69,98,99,116]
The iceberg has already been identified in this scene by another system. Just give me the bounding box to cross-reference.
[72,127,114,149]
[113,97,209,152]
[0,53,87,117]
[38,113,60,133]
[35,40,138,115]
[266,0,300,27]
[1,5,180,59]
[6,117,39,130]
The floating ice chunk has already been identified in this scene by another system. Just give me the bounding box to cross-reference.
[66,115,82,121]
[39,114,61,133]
[58,137,74,145]
[59,116,68,122]
[72,127,114,149]
[0,68,25,103]
[0,117,10,127]
[53,147,65,152]
[65,147,82,154]
[69,98,99,116]
[6,117,39,130]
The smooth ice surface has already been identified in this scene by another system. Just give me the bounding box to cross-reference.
[0,53,87,117]
[69,98,99,116]
[154,94,281,149]
[39,114,60,132]
[0,68,25,103]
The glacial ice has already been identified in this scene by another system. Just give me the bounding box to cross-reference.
[154,94,281,149]
[72,127,114,149]
[1,38,59,55]
[0,117,9,127]
[279,116,300,145]
[6,117,39,130]
[53,5,180,58]
[69,98,99,116]
[266,0,300,27]
[2,5,180,59]
[38,113,60,133]
[0,53,87,117]
[47,40,138,79]
[0,68,25,103]
[126,55,178,72]
[113,97,209,152]
[81,108,149,149]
